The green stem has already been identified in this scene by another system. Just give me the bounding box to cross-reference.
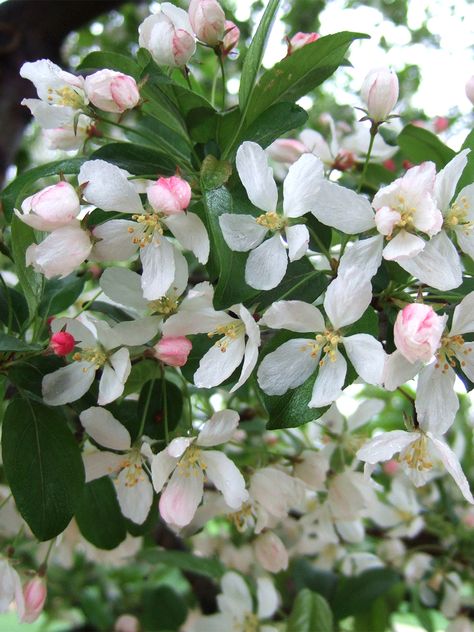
[75,289,103,317]
[211,71,219,108]
[137,378,155,439]
[308,227,332,262]
[160,364,169,444]
[357,123,378,193]
[0,494,12,512]
[218,54,226,110]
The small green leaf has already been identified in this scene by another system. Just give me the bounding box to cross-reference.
[10,215,43,318]
[75,477,127,550]
[2,398,85,540]
[201,155,233,189]
[246,32,368,122]
[123,360,161,397]
[239,0,281,113]
[8,356,64,400]
[90,143,176,176]
[142,586,188,631]
[39,274,85,318]
[397,124,455,169]
[0,332,42,352]
[77,51,140,78]
[331,568,401,620]
[287,589,333,632]
[0,285,28,333]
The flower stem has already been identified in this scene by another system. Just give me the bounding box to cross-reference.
[137,378,155,440]
[160,363,169,444]
[357,122,378,193]
[218,54,226,110]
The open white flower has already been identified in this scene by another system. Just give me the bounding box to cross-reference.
[79,160,208,300]
[397,149,473,290]
[0,559,25,621]
[192,572,279,632]
[162,283,260,391]
[384,291,474,434]
[151,410,248,527]
[219,141,324,290]
[43,314,159,406]
[20,59,87,129]
[257,274,385,408]
[80,407,154,524]
[357,427,474,504]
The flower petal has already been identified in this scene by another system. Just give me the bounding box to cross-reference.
[112,317,161,346]
[164,212,209,264]
[427,433,474,504]
[201,450,248,509]
[343,333,385,385]
[116,469,153,524]
[90,220,138,261]
[245,234,288,290]
[382,230,425,260]
[78,160,143,213]
[99,267,148,312]
[383,350,421,391]
[257,577,279,619]
[140,237,175,300]
[260,300,325,333]
[159,466,204,527]
[312,180,375,233]
[218,572,252,618]
[324,275,372,329]
[309,350,347,408]
[283,153,324,218]
[416,363,458,435]
[257,338,319,396]
[356,430,417,464]
[194,335,246,388]
[197,410,240,447]
[218,214,267,251]
[450,291,474,336]
[285,224,309,261]
[42,362,95,405]
[435,149,469,211]
[83,451,124,482]
[150,449,177,493]
[80,406,131,451]
[236,141,277,212]
[337,235,383,281]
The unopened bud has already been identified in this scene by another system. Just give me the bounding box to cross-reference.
[254,531,288,573]
[85,70,140,114]
[189,0,226,46]
[21,577,47,624]
[50,331,76,356]
[222,20,240,54]
[147,176,192,215]
[154,336,192,367]
[288,32,319,55]
[361,67,399,123]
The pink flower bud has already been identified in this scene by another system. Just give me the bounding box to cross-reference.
[333,149,356,172]
[85,70,140,114]
[139,7,196,68]
[154,336,192,367]
[266,138,307,164]
[254,531,288,574]
[383,459,400,475]
[114,614,140,632]
[361,67,399,123]
[18,181,80,232]
[434,116,449,133]
[50,331,76,356]
[466,76,474,105]
[222,20,240,54]
[21,577,47,624]
[394,303,445,364]
[288,31,319,54]
[189,0,225,46]
[147,176,192,215]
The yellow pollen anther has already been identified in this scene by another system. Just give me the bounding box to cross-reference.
[129,213,164,248]
[255,211,287,231]
[303,328,341,363]
[72,347,107,369]
[208,321,245,352]
[53,86,84,108]
[148,295,179,316]
[435,334,467,373]
[444,197,473,234]
[400,434,432,471]
[176,444,206,476]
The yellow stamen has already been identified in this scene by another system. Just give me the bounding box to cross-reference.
[255,211,287,231]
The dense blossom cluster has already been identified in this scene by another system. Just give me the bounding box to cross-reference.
[1,0,474,629]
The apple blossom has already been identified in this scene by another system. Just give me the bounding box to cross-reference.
[222,20,240,54]
[78,160,208,299]
[357,427,474,503]
[20,59,87,129]
[154,336,192,366]
[192,572,279,632]
[162,283,260,391]
[80,407,154,524]
[257,274,385,408]
[84,69,140,113]
[43,314,159,406]
[15,181,81,231]
[26,222,92,279]
[150,410,248,527]
[50,331,76,356]
[465,75,474,105]
[43,116,93,150]
[188,0,226,46]
[219,141,324,289]
[394,303,445,363]
[21,577,47,624]
[138,4,196,67]
[361,67,399,123]
[0,559,24,620]
[253,531,289,573]
[288,31,319,54]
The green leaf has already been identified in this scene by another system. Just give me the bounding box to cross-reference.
[258,331,328,430]
[456,129,474,193]
[201,155,233,189]
[331,568,401,620]
[142,586,187,631]
[246,32,368,122]
[77,51,140,78]
[2,398,85,540]
[139,549,225,579]
[7,356,64,400]
[227,102,307,160]
[75,477,127,550]
[287,589,333,632]
[137,379,183,440]
[239,0,281,113]
[39,274,85,318]
[90,143,176,176]
[10,215,43,317]
[0,332,42,352]
[123,360,161,397]
[397,124,455,169]
[1,158,85,221]
[0,285,28,333]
